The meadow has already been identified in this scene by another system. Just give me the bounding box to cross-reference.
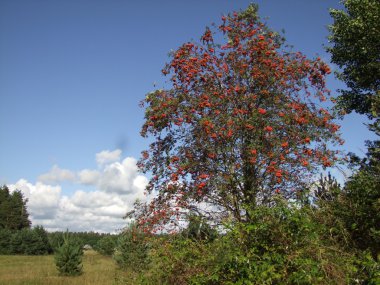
[0,250,128,285]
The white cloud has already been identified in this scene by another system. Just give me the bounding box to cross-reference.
[98,157,148,194]
[79,157,148,195]
[38,165,76,184]
[96,149,122,166]
[7,151,149,233]
[78,169,100,185]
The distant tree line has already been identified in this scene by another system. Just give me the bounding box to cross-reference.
[48,231,118,253]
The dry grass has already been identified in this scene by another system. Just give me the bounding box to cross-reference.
[0,250,129,285]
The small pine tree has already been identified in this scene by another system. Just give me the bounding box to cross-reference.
[33,225,53,254]
[55,231,83,276]
[114,223,149,272]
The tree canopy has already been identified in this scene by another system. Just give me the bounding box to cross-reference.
[133,4,343,232]
[327,0,380,119]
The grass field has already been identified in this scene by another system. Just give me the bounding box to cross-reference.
[0,250,129,285]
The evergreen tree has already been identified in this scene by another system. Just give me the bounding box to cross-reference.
[9,230,24,254]
[33,225,53,254]
[0,186,11,229]
[0,185,31,230]
[18,226,52,255]
[114,223,149,272]
[0,228,12,254]
[55,231,83,276]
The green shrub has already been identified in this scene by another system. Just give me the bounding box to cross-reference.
[135,198,375,284]
[208,201,354,284]
[54,231,83,276]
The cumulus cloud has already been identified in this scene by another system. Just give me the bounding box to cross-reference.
[8,150,149,233]
[98,157,148,194]
[9,179,61,219]
[78,157,148,195]
[96,149,122,166]
[38,165,76,184]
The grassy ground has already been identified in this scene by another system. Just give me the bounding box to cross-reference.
[0,250,129,285]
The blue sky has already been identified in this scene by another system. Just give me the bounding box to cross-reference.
[0,0,375,232]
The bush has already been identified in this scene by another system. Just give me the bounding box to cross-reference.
[210,202,351,284]
[132,198,378,284]
[54,231,83,276]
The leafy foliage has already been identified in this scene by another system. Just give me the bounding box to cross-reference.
[126,199,379,284]
[327,0,380,262]
[340,159,380,259]
[327,0,380,118]
[54,231,83,276]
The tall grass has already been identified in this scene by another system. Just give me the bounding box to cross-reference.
[0,250,128,285]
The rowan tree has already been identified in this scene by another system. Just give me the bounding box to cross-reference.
[133,5,343,232]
